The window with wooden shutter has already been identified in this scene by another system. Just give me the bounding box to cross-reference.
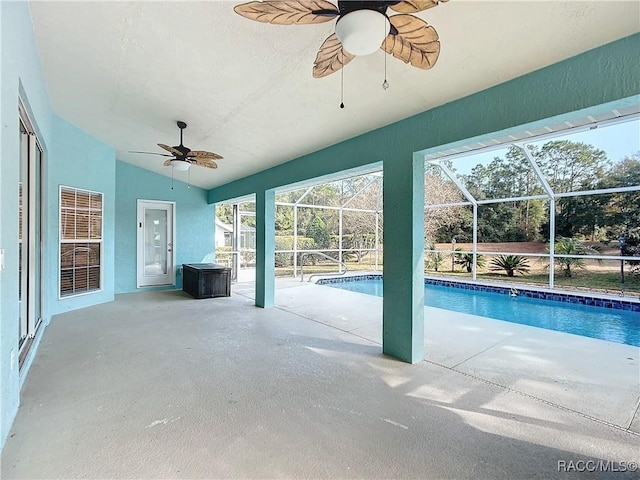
[59,186,103,297]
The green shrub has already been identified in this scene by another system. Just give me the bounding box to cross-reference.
[425,240,445,272]
[549,236,601,277]
[455,253,486,273]
[274,236,316,267]
[305,215,330,249]
[490,255,530,277]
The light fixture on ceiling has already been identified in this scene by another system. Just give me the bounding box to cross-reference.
[129,121,223,173]
[170,159,191,171]
[335,10,390,56]
[234,1,445,78]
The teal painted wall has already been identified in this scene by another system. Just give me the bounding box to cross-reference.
[0,2,118,447]
[209,34,640,203]
[47,115,116,316]
[114,161,215,293]
[0,1,54,448]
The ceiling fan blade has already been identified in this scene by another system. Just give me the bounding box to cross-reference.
[193,158,218,169]
[129,151,173,157]
[313,33,355,78]
[382,14,440,70]
[163,159,173,167]
[187,150,224,160]
[158,143,183,156]
[389,0,448,14]
[234,1,338,24]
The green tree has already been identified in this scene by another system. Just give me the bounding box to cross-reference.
[460,141,613,241]
[601,154,640,239]
[538,140,610,238]
[477,203,521,242]
[461,148,546,242]
[340,174,382,262]
[425,163,470,241]
[539,140,609,192]
[239,202,256,228]
[621,227,640,280]
[275,204,294,235]
[215,204,233,224]
[305,214,331,249]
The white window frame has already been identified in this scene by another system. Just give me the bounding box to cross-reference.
[58,185,104,299]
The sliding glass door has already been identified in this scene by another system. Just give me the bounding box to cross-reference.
[18,107,43,366]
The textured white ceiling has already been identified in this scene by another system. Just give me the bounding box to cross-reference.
[29,1,640,189]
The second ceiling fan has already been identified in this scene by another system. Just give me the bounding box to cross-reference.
[131,121,223,171]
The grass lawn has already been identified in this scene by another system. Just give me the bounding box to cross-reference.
[275,259,381,277]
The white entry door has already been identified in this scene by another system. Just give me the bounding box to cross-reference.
[137,200,175,287]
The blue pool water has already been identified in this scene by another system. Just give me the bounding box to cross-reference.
[325,279,640,347]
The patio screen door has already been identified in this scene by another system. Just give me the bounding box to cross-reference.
[137,200,175,287]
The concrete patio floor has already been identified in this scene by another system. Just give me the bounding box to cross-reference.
[2,278,639,479]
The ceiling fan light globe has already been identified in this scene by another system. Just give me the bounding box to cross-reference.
[170,159,191,171]
[335,10,390,56]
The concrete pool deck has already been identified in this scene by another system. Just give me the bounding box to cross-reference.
[236,277,640,432]
[2,277,638,479]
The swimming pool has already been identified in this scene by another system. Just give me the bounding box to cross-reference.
[322,277,640,347]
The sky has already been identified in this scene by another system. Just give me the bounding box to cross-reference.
[450,118,640,175]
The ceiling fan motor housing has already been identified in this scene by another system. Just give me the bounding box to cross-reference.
[337,1,394,16]
[173,145,191,157]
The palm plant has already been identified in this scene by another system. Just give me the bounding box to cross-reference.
[489,255,530,277]
[550,236,601,277]
[455,253,486,273]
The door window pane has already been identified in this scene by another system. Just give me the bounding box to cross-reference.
[144,208,168,275]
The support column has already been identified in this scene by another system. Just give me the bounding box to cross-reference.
[338,208,343,273]
[233,204,240,280]
[382,153,425,364]
[375,211,379,271]
[472,203,478,281]
[255,189,275,308]
[293,205,298,278]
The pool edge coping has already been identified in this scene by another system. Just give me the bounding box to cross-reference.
[315,273,640,312]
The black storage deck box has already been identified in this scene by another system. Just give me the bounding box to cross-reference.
[182,263,231,299]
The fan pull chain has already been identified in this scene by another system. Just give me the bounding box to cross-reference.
[382,54,389,90]
[382,19,389,90]
[340,62,345,109]
[171,167,174,191]
[187,167,191,188]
